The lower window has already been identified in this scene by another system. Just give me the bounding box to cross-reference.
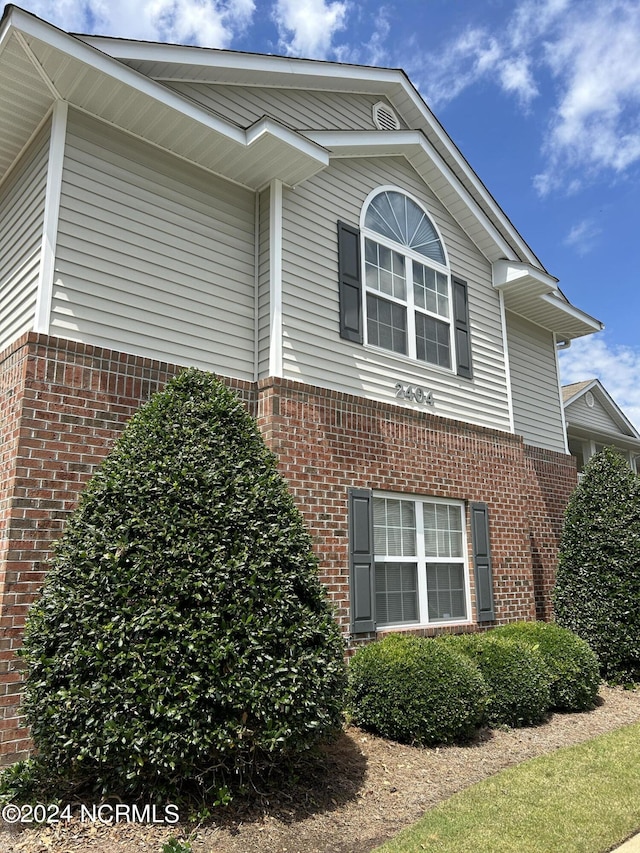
[373,495,469,626]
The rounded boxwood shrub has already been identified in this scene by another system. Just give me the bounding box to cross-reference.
[442,633,551,728]
[554,447,640,684]
[493,622,600,712]
[347,634,488,746]
[18,368,347,802]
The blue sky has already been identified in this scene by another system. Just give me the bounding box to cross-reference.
[13,0,640,427]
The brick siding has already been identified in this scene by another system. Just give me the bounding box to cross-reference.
[0,334,576,762]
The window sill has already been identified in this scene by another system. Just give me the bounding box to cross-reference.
[362,343,465,380]
[377,619,473,633]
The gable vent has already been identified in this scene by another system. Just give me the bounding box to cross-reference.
[372,101,400,131]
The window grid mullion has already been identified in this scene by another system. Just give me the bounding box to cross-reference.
[405,257,417,360]
[415,498,429,625]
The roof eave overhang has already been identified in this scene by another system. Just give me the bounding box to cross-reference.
[567,423,640,448]
[0,6,329,190]
[70,41,547,268]
[306,130,517,263]
[564,380,640,439]
[494,259,603,340]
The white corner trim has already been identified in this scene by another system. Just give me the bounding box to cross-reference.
[268,179,283,378]
[34,100,67,335]
[553,332,570,455]
[253,192,260,383]
[497,290,515,435]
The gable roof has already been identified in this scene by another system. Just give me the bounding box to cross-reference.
[0,4,603,340]
[563,379,640,441]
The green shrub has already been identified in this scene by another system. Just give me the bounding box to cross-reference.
[347,634,488,746]
[17,368,346,803]
[554,447,640,684]
[442,633,551,728]
[493,622,600,712]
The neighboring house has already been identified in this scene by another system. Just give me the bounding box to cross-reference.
[0,5,603,762]
[563,380,640,475]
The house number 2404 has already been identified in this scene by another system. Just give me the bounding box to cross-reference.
[395,382,434,406]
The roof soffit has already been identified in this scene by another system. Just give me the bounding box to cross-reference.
[496,260,603,340]
[0,7,329,190]
[77,34,545,268]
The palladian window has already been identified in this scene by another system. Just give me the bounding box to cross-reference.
[362,190,452,369]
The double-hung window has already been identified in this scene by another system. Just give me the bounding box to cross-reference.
[373,494,469,627]
[363,189,453,370]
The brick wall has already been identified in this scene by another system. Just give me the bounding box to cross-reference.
[258,378,545,642]
[0,334,575,762]
[524,445,577,620]
[0,333,255,763]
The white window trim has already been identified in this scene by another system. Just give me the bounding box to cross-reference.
[374,492,473,630]
[359,186,457,372]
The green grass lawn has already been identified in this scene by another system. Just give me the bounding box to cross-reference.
[374,721,640,853]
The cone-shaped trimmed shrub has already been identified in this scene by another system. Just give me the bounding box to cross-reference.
[19,368,346,800]
[492,622,600,712]
[347,634,488,746]
[554,447,640,684]
[441,633,551,728]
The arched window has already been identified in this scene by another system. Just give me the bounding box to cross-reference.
[362,189,452,369]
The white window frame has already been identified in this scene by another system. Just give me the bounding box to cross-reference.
[373,492,472,629]
[360,186,456,373]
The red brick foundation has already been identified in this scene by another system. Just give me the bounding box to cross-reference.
[0,333,576,762]
[0,333,254,763]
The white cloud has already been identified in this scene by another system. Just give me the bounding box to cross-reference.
[272,0,348,59]
[563,218,601,255]
[21,0,255,46]
[559,335,640,431]
[405,0,640,194]
[533,1,640,192]
[414,27,503,108]
[498,56,538,105]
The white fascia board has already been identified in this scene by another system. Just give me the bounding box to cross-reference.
[78,29,543,268]
[568,422,640,447]
[246,117,329,165]
[562,379,599,407]
[0,10,14,58]
[307,130,516,260]
[574,380,640,439]
[492,259,559,293]
[395,83,544,269]
[539,293,603,334]
[7,8,329,172]
[7,7,245,142]
[80,35,404,85]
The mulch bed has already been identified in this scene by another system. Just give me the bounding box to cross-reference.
[3,684,640,852]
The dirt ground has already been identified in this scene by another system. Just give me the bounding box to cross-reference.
[3,684,640,853]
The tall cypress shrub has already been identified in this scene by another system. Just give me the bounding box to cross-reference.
[19,368,346,800]
[554,446,640,684]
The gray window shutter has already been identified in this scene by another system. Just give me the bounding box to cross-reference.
[453,277,472,379]
[348,487,376,633]
[338,221,363,343]
[471,502,495,622]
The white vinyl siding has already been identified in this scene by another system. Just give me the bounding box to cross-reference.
[51,111,255,379]
[0,124,49,352]
[165,83,397,131]
[257,187,271,378]
[567,395,628,436]
[280,157,511,432]
[506,311,566,451]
